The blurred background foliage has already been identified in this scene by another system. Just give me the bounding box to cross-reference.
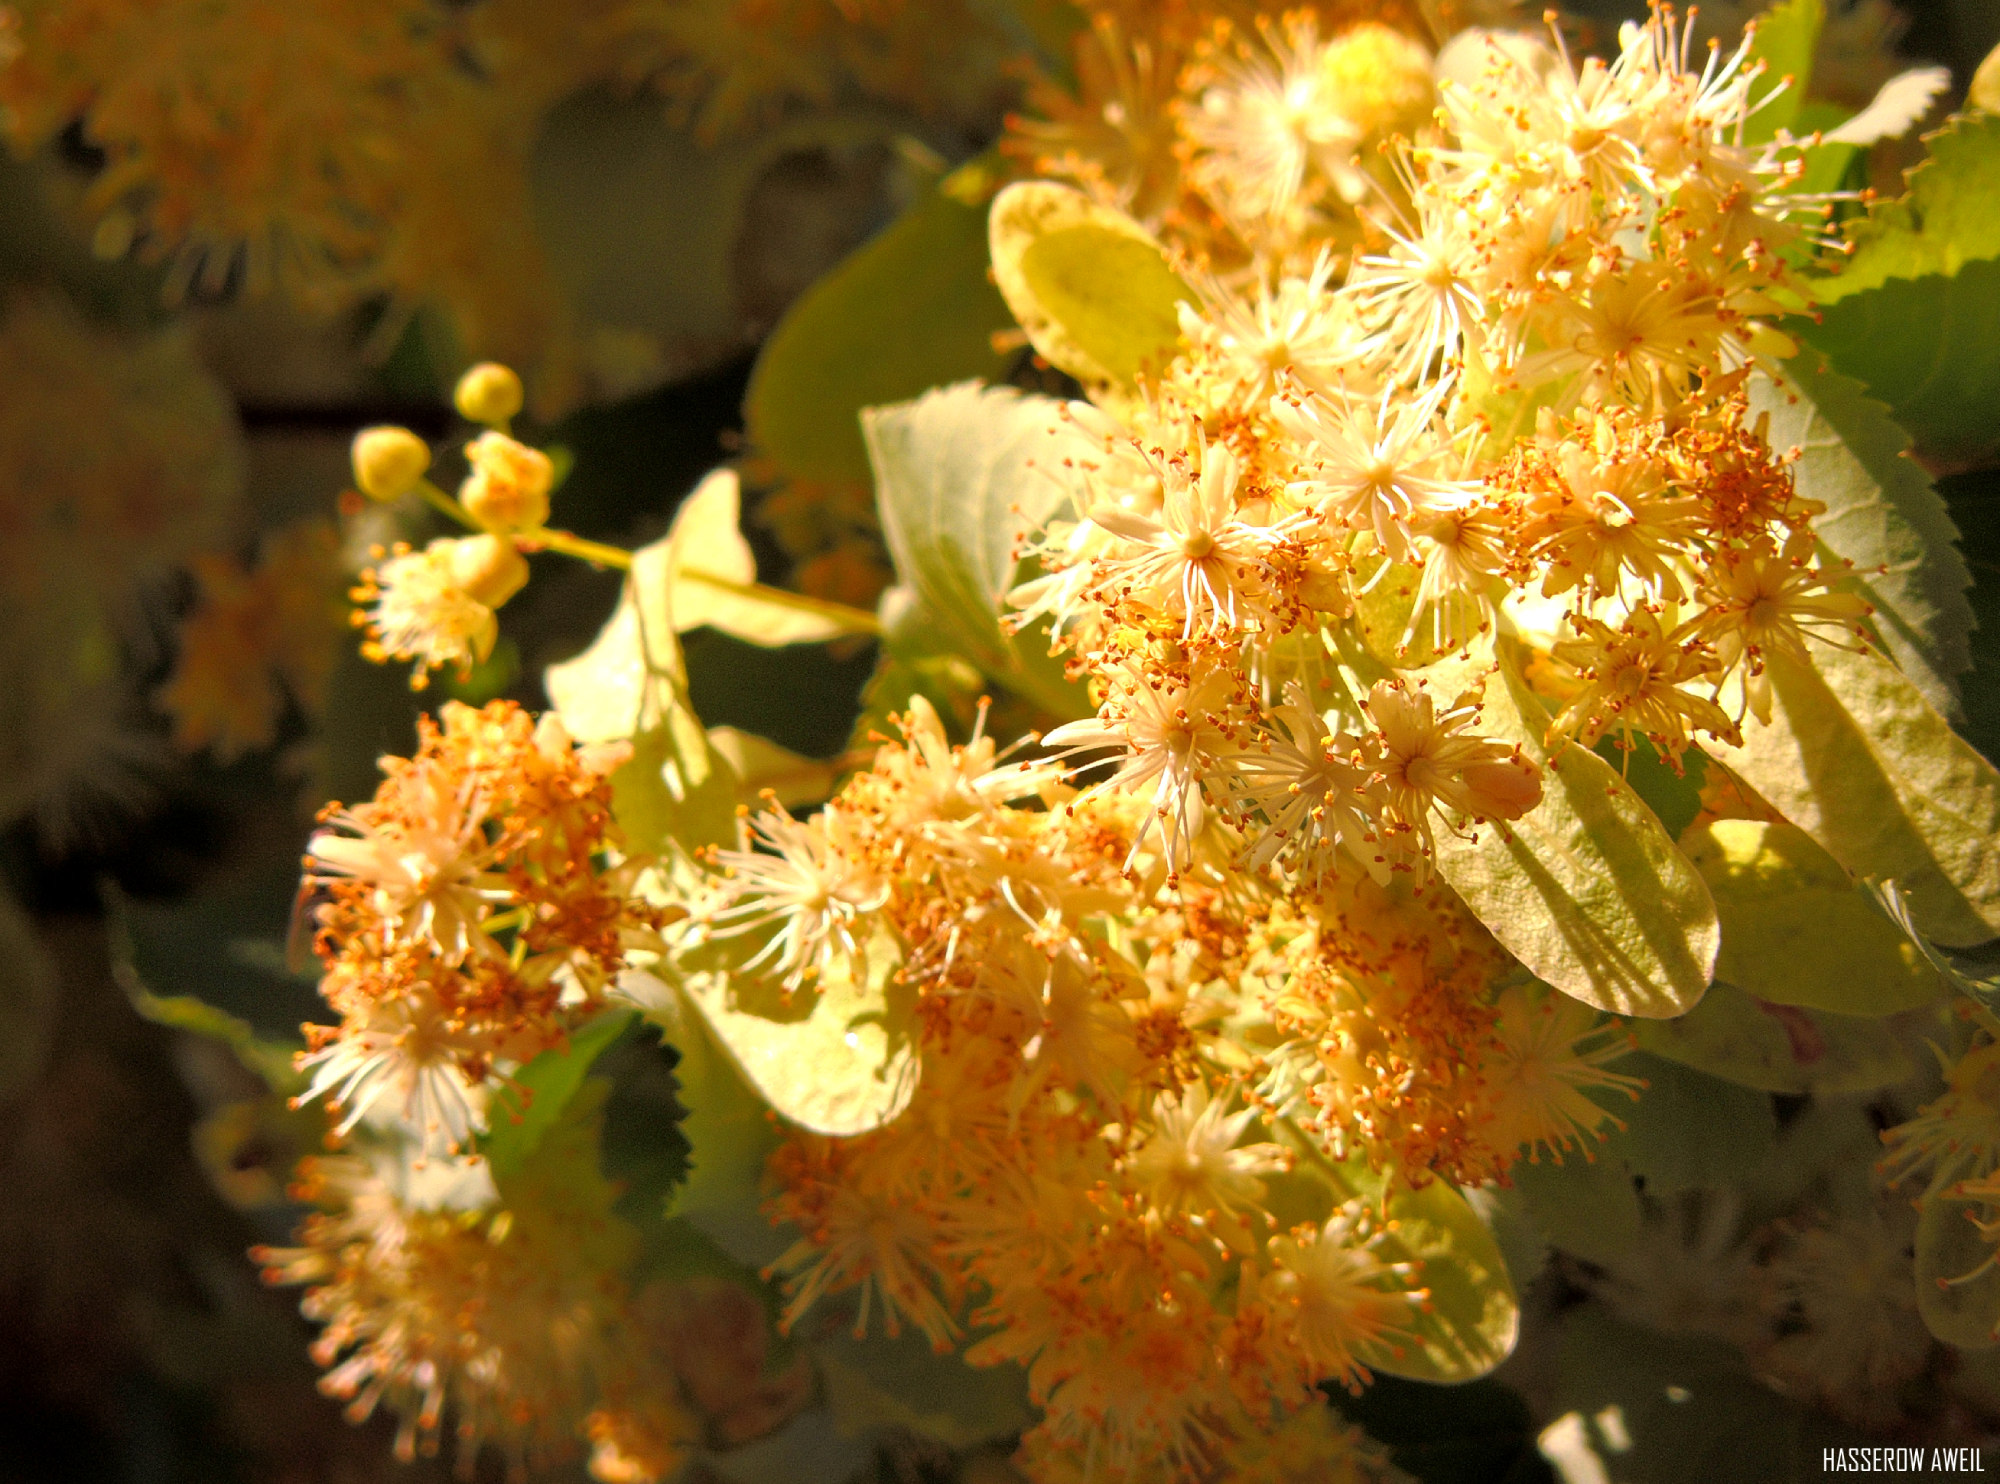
[2,0,1999,1480]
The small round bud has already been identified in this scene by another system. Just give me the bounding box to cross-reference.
[446,533,530,610]
[459,431,555,532]
[453,362,524,426]
[351,426,431,502]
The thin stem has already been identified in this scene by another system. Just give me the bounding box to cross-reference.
[534,528,635,570]
[415,478,482,532]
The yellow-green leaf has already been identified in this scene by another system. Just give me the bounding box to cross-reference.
[1918,1195,2000,1349]
[746,155,1017,488]
[1633,978,1917,1094]
[1708,644,2000,947]
[706,726,841,808]
[988,181,1188,396]
[1430,642,1719,1018]
[667,468,876,647]
[1743,0,1821,145]
[862,381,1093,719]
[1681,819,1946,1015]
[1818,110,2000,302]
[666,929,917,1138]
[1373,1178,1521,1384]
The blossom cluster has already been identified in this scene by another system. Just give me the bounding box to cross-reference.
[297,698,663,1155]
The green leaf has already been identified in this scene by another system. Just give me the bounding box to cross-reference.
[483,1008,636,1179]
[1600,1054,1776,1195]
[1371,1177,1521,1384]
[1748,357,1973,715]
[1917,1195,2000,1349]
[817,1330,1033,1451]
[1743,0,1821,145]
[1708,644,2000,947]
[1548,1306,1868,1483]
[988,182,1188,397]
[1796,260,2000,471]
[862,380,1093,719]
[659,928,919,1139]
[665,468,877,647]
[626,968,787,1260]
[1633,978,1916,1095]
[1595,735,1707,842]
[545,527,742,853]
[1680,818,1946,1015]
[1429,641,1720,1019]
[1818,111,2000,301]
[1506,1153,1642,1266]
[745,155,1017,488]
[706,726,841,808]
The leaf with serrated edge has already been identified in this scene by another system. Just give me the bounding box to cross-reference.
[1796,260,2000,472]
[1681,819,1945,1015]
[1819,111,2000,300]
[1428,640,1719,1018]
[1708,643,2000,947]
[863,381,1093,719]
[1634,978,1916,1095]
[988,181,1188,397]
[1918,1195,2000,1349]
[1749,357,1972,714]
[483,1009,635,1177]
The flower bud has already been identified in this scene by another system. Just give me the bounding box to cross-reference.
[445,533,530,610]
[453,362,524,427]
[459,430,554,533]
[351,426,430,502]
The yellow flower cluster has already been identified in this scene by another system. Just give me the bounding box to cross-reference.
[297,699,665,1155]
[697,699,1631,1474]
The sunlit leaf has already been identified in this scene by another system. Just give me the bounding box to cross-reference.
[1749,358,1972,715]
[661,929,918,1138]
[1633,978,1916,1095]
[1430,641,1719,1018]
[745,155,1016,488]
[1821,66,1950,146]
[1796,260,2000,472]
[1680,819,1946,1015]
[988,181,1188,397]
[1817,110,2000,300]
[1373,1177,1521,1384]
[706,726,842,808]
[1742,0,1821,145]
[1708,644,2000,947]
[862,380,1093,719]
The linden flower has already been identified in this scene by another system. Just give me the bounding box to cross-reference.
[1230,682,1387,880]
[1125,1081,1289,1228]
[354,534,528,688]
[1042,660,1242,873]
[1347,187,1485,384]
[459,429,554,533]
[704,800,885,991]
[307,756,508,965]
[1183,12,1367,223]
[1179,252,1372,407]
[1693,539,1873,720]
[1524,416,1706,603]
[1547,605,1742,764]
[1265,1203,1428,1390]
[1880,1036,2000,1201]
[1273,385,1477,563]
[1473,986,1644,1167]
[295,987,491,1153]
[1084,438,1279,639]
[867,693,1054,824]
[1364,679,1542,853]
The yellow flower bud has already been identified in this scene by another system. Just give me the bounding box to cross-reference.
[453,362,524,427]
[459,430,554,533]
[445,532,530,610]
[351,426,431,502]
